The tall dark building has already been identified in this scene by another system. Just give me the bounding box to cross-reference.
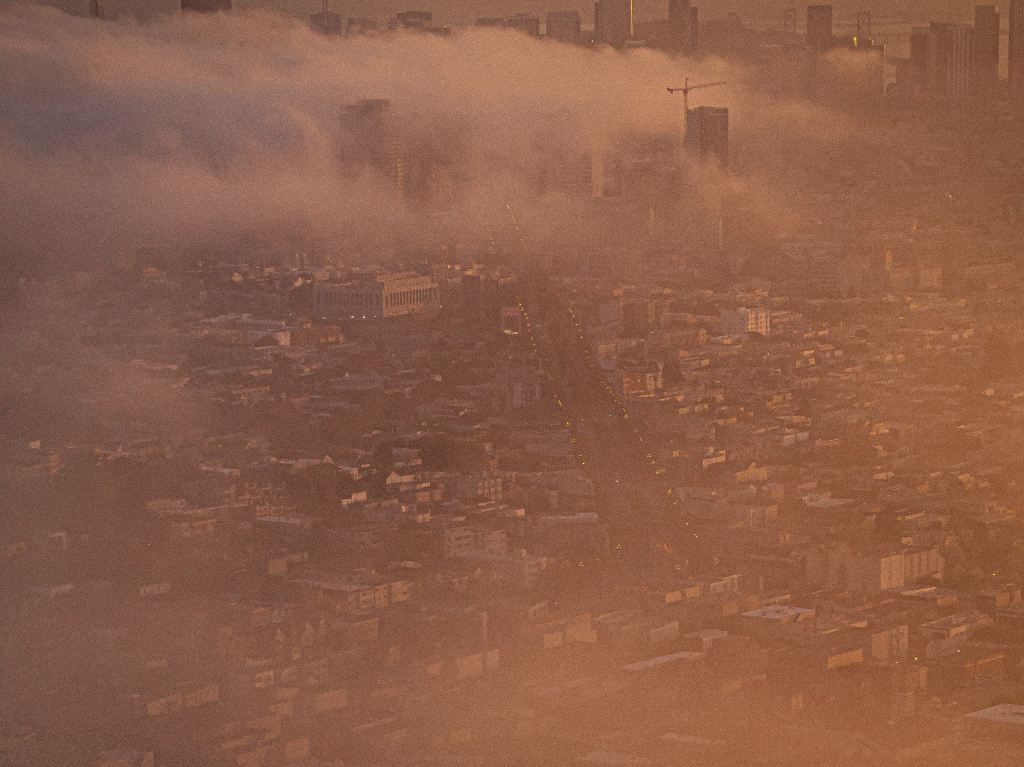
[926,23,974,98]
[908,25,930,91]
[394,10,432,29]
[667,0,691,52]
[806,5,833,51]
[339,99,406,194]
[88,0,106,18]
[1011,0,1024,92]
[595,0,632,48]
[546,10,582,44]
[856,10,871,39]
[974,5,1000,89]
[181,0,231,11]
[689,7,699,49]
[784,7,798,34]
[506,13,541,36]
[686,106,728,170]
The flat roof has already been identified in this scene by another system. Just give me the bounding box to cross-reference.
[622,650,702,673]
[741,604,814,621]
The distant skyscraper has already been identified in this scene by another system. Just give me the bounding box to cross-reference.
[310,0,342,35]
[89,0,106,18]
[856,10,871,39]
[667,0,691,52]
[783,7,798,35]
[689,7,699,49]
[595,0,632,48]
[913,25,937,80]
[506,13,541,36]
[926,23,974,98]
[1011,0,1024,92]
[546,10,582,44]
[181,0,231,11]
[806,5,833,51]
[974,5,1000,90]
[340,99,406,194]
[686,106,728,170]
[394,10,432,29]
[908,25,930,93]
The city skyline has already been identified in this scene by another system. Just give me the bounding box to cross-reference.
[4,2,1024,766]
[38,0,1021,26]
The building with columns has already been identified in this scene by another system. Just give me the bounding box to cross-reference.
[314,272,440,319]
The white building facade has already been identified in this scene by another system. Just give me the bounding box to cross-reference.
[314,272,440,319]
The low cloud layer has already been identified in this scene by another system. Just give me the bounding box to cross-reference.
[0,3,889,277]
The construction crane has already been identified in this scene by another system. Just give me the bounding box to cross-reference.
[668,78,728,252]
[667,78,726,138]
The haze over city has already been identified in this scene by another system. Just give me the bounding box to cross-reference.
[3,1,1024,766]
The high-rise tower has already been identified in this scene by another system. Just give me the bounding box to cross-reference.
[1011,0,1024,93]
[974,5,1000,90]
[667,0,692,52]
[546,10,582,44]
[926,23,974,99]
[806,5,833,51]
[856,10,871,39]
[595,0,632,48]
[685,107,729,170]
[339,99,407,194]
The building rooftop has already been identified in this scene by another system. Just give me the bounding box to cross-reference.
[622,650,703,673]
[742,605,815,622]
